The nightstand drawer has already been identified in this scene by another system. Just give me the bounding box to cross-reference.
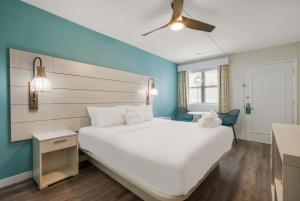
[40,136,77,153]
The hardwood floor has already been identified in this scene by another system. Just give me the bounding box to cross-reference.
[0,140,271,201]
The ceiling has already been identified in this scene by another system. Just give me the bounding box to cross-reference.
[23,0,300,64]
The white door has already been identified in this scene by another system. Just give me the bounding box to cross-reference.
[243,60,297,144]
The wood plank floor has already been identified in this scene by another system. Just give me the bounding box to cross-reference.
[0,140,271,201]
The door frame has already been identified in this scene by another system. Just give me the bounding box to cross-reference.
[241,59,298,142]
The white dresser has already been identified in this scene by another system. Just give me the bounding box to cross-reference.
[271,124,300,201]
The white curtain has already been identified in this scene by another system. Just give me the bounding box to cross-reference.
[178,71,188,109]
[218,65,230,113]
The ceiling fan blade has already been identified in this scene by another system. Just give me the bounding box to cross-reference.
[171,0,184,21]
[142,24,169,36]
[182,16,215,32]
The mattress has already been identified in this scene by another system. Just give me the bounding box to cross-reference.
[79,118,233,196]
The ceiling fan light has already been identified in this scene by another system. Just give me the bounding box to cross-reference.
[171,21,184,31]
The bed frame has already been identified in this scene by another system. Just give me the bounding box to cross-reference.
[82,149,219,201]
[11,49,221,199]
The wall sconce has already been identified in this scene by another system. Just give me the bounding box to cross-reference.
[146,78,158,105]
[29,57,51,110]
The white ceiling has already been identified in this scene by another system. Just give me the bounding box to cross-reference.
[23,0,300,64]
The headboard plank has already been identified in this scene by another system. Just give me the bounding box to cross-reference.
[11,87,146,104]
[11,68,145,92]
[11,103,144,124]
[11,117,90,142]
[10,49,151,141]
[52,58,146,83]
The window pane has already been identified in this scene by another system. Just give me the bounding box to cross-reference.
[189,88,202,104]
[205,70,218,86]
[205,87,218,103]
[189,72,202,87]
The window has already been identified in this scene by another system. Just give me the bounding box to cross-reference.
[188,69,218,104]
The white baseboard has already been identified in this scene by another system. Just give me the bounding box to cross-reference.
[237,136,247,141]
[0,171,32,189]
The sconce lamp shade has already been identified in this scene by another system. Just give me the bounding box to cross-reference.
[30,66,51,92]
[146,78,158,105]
[150,88,158,96]
[29,57,51,110]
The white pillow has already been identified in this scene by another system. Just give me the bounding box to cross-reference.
[126,105,153,121]
[124,111,145,125]
[87,106,97,126]
[87,106,126,127]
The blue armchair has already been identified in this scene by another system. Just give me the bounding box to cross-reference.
[171,107,193,122]
[218,109,240,144]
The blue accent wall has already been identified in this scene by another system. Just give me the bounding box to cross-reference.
[0,0,177,180]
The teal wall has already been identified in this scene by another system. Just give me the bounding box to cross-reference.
[0,0,177,180]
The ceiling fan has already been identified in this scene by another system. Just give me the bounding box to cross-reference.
[142,0,215,36]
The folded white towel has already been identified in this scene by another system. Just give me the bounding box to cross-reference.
[198,110,222,128]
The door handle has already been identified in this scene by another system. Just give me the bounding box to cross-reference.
[245,103,254,114]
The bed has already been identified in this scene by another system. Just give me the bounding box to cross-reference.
[79,118,233,201]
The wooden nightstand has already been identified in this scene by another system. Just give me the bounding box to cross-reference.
[33,130,79,190]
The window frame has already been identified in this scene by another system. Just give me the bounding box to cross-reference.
[188,68,218,104]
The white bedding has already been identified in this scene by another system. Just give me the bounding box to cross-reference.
[79,118,233,196]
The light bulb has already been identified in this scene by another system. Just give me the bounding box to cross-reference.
[171,21,184,31]
[150,88,158,96]
[30,77,51,92]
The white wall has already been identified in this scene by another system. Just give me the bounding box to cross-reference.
[229,41,300,139]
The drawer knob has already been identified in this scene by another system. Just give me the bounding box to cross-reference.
[53,139,67,144]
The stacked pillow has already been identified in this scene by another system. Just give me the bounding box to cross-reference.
[87,105,126,127]
[126,105,153,121]
[87,105,153,127]
[123,110,145,125]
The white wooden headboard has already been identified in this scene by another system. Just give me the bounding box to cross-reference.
[10,49,150,141]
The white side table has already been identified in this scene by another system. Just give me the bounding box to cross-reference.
[187,111,210,122]
[33,130,79,190]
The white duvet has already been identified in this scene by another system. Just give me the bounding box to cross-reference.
[79,119,233,196]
